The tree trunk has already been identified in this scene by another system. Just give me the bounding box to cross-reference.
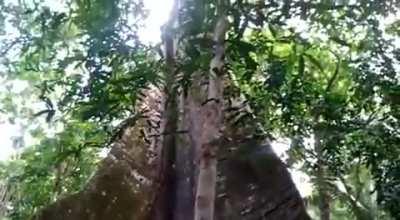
[315,131,331,220]
[150,0,179,218]
[32,84,312,220]
[33,124,311,220]
[0,182,11,218]
[194,1,228,219]
[32,0,311,219]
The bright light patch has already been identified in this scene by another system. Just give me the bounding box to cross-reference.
[271,138,291,161]
[0,122,20,160]
[140,0,174,44]
[290,169,313,197]
[272,139,313,197]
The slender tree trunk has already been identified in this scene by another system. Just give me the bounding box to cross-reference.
[336,175,374,220]
[194,1,228,219]
[0,182,11,218]
[315,130,331,220]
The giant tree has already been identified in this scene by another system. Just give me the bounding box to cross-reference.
[0,0,399,220]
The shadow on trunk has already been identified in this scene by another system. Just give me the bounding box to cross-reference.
[33,130,310,220]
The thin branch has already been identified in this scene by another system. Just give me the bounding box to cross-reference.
[338,176,370,210]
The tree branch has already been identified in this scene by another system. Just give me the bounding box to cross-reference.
[325,52,341,94]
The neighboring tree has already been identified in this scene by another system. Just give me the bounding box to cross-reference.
[228,2,400,219]
[0,0,399,220]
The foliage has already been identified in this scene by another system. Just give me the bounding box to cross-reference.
[0,0,399,219]
[0,120,106,219]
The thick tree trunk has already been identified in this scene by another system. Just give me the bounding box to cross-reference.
[33,128,311,220]
[32,0,311,219]
[32,83,312,220]
[32,82,312,220]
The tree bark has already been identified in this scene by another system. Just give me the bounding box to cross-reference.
[194,1,228,219]
[31,80,312,220]
[32,1,312,219]
[150,1,180,219]
[315,130,331,220]
[33,130,311,220]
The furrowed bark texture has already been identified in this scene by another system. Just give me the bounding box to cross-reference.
[32,91,311,220]
[33,123,311,220]
[194,2,228,220]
